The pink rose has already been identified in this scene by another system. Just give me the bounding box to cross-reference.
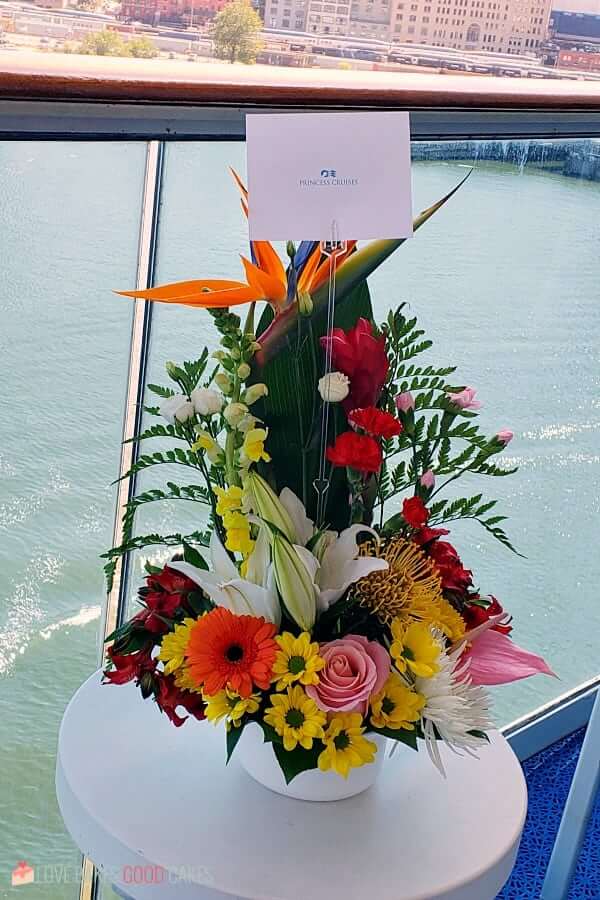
[395,391,415,413]
[306,635,390,714]
[496,429,513,445]
[420,469,435,489]
[447,387,482,410]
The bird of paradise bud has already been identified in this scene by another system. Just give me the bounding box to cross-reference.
[118,169,471,367]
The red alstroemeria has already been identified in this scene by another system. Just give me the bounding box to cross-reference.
[348,406,402,439]
[137,564,197,633]
[103,646,155,686]
[321,318,389,412]
[326,431,382,474]
[155,674,206,728]
[147,567,197,595]
[402,496,429,529]
[464,596,513,635]
[428,539,473,594]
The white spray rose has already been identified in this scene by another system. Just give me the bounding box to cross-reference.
[159,394,194,424]
[318,372,350,403]
[191,388,223,417]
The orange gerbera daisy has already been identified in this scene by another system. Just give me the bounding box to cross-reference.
[185,608,278,699]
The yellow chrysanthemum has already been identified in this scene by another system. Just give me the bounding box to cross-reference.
[264,685,327,752]
[433,598,466,642]
[174,666,203,694]
[203,687,260,728]
[215,485,244,517]
[370,673,425,731]
[222,510,255,556]
[271,632,325,691]
[390,620,440,679]
[242,427,271,464]
[158,618,197,675]
[318,713,377,779]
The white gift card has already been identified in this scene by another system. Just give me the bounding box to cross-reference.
[246,112,413,241]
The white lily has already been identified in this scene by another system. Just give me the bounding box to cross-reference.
[248,475,389,615]
[313,524,388,612]
[169,531,281,625]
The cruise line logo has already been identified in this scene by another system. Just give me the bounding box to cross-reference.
[12,861,35,887]
[299,168,359,188]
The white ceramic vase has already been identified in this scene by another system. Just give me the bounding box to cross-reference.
[237,722,388,802]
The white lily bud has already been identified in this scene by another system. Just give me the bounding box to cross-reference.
[243,383,268,406]
[159,393,194,425]
[318,372,350,404]
[245,470,295,542]
[223,402,249,427]
[191,388,223,417]
[271,534,317,632]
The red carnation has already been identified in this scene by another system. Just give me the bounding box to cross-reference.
[321,318,389,412]
[402,496,429,529]
[326,431,382,473]
[464,596,513,635]
[428,540,473,594]
[348,406,402,439]
[155,674,206,728]
[415,526,450,546]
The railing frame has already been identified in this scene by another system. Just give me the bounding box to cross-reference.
[2,93,598,898]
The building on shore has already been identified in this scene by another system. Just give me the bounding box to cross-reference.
[120,0,227,25]
[264,0,552,53]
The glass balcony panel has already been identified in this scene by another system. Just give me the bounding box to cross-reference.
[130,138,600,727]
[0,140,146,897]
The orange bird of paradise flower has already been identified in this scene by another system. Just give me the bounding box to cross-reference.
[118,169,356,313]
[118,168,471,364]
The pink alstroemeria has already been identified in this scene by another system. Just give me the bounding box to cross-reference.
[447,387,482,410]
[464,628,555,686]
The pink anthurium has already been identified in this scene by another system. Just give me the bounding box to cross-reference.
[464,628,556,686]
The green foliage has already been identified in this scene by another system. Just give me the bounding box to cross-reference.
[376,304,519,553]
[101,531,209,592]
[75,29,157,58]
[122,483,211,535]
[211,0,263,64]
[226,724,244,762]
[127,36,159,59]
[370,726,418,749]
[255,280,372,530]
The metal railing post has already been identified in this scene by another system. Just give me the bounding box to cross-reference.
[79,139,165,900]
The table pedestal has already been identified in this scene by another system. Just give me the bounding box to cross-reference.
[57,672,527,900]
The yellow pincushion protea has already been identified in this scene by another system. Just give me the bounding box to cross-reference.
[264,685,327,752]
[354,536,466,640]
[370,673,425,730]
[203,687,261,728]
[318,713,377,778]
[271,631,325,691]
[390,620,441,679]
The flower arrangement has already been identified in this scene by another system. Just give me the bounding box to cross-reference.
[102,170,552,784]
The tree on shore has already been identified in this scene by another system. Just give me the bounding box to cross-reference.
[74,30,157,57]
[212,0,263,64]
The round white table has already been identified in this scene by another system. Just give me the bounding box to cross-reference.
[57,672,527,900]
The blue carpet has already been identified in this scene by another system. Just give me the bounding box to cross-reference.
[498,727,600,899]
